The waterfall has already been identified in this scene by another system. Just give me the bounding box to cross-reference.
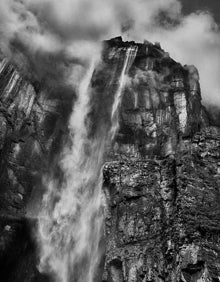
[111,46,138,139]
[37,46,137,282]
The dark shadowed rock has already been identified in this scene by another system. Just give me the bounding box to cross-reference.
[0,56,70,281]
[99,38,220,282]
[0,38,219,282]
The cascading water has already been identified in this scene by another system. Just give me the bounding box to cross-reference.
[37,45,137,282]
[111,46,138,139]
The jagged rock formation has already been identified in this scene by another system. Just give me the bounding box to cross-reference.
[0,37,219,282]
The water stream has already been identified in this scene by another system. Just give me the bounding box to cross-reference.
[110,47,138,139]
[38,46,138,282]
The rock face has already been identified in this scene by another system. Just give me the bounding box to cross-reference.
[100,37,220,282]
[0,56,69,281]
[0,37,219,282]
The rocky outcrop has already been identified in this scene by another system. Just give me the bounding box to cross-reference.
[100,37,220,282]
[103,127,220,282]
[0,37,219,282]
[0,56,68,281]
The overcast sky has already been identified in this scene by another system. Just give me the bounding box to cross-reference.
[181,0,220,23]
[0,0,219,106]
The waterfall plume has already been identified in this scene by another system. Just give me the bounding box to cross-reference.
[37,46,137,282]
[110,46,138,140]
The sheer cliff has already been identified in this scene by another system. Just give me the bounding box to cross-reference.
[0,55,70,281]
[0,37,220,282]
[101,37,220,282]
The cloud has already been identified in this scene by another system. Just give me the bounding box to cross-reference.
[134,11,220,106]
[0,0,179,50]
[0,0,219,106]
[1,1,219,280]
[0,0,103,90]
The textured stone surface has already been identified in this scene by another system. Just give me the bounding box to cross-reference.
[103,127,220,282]
[101,38,220,282]
[0,37,219,282]
[0,56,67,281]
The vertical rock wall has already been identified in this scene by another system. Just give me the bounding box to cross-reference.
[0,37,219,282]
[0,57,68,281]
[101,38,220,282]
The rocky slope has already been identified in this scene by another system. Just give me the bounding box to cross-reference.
[0,37,219,282]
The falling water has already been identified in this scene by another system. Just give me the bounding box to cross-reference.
[37,46,137,282]
[111,46,138,139]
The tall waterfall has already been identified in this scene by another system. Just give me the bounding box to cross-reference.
[37,46,137,282]
[110,47,138,139]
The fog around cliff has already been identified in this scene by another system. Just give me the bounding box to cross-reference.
[0,0,219,106]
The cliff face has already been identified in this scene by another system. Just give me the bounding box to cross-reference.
[100,38,220,282]
[0,38,219,282]
[0,56,69,281]
[103,126,220,282]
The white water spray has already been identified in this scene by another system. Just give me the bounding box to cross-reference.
[37,46,137,282]
[111,46,138,139]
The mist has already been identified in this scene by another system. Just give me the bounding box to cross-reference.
[0,0,219,106]
[0,0,219,281]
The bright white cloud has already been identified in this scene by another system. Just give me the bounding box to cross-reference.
[0,0,219,106]
[136,11,220,106]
